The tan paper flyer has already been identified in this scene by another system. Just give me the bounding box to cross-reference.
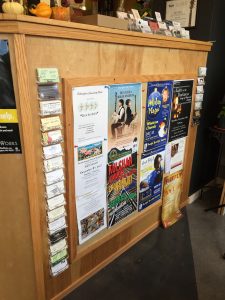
[162,171,183,228]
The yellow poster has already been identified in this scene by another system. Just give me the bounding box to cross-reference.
[162,171,183,228]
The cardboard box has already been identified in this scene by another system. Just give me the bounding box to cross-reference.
[72,14,129,31]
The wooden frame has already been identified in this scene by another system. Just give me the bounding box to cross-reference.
[63,73,197,263]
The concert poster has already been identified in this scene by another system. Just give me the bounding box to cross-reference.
[144,81,173,153]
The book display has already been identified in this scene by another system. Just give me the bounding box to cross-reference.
[0,15,212,300]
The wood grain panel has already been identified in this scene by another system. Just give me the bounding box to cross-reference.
[13,34,45,300]
[0,14,212,52]
[0,28,209,300]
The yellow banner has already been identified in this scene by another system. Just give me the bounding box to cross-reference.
[0,109,18,123]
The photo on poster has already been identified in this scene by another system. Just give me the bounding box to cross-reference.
[169,80,193,142]
[162,171,183,228]
[144,81,173,153]
[80,208,105,240]
[108,83,141,152]
[0,39,22,154]
[139,147,165,211]
[72,85,108,145]
[74,139,107,244]
[78,141,102,161]
[165,137,186,174]
[107,146,137,227]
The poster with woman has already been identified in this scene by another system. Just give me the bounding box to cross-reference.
[144,81,173,153]
[0,39,21,154]
[108,83,142,153]
[139,147,165,211]
[169,80,194,141]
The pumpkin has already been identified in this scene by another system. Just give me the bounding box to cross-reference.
[51,7,70,21]
[2,0,24,15]
[29,2,52,18]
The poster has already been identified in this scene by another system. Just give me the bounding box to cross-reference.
[0,40,21,154]
[144,81,173,153]
[169,80,193,142]
[107,146,137,227]
[108,83,142,151]
[162,171,183,228]
[72,85,108,145]
[165,137,186,174]
[166,0,198,28]
[74,140,107,244]
[139,147,165,211]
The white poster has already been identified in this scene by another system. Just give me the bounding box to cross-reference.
[72,85,108,145]
[165,137,186,174]
[166,0,197,28]
[74,139,107,244]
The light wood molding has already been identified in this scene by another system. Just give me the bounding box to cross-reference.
[13,34,46,300]
[0,14,212,51]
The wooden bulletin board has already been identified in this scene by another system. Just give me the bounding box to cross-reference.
[63,74,197,263]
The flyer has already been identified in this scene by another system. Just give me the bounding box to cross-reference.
[107,147,137,227]
[139,147,165,211]
[74,140,107,244]
[108,83,142,152]
[162,171,183,228]
[144,81,173,153]
[72,85,108,145]
[169,80,193,141]
[0,39,22,154]
[165,137,186,174]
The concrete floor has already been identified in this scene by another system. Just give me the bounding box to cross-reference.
[65,190,225,300]
[187,191,225,300]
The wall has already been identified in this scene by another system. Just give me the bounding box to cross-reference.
[189,0,225,193]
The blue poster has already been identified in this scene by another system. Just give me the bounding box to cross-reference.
[144,81,173,153]
[139,147,165,211]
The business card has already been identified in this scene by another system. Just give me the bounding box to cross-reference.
[44,156,64,173]
[42,130,63,146]
[37,68,60,83]
[40,100,62,116]
[38,84,61,100]
[41,116,62,132]
[50,238,67,256]
[48,215,66,235]
[47,194,66,211]
[43,144,63,160]
[46,181,65,199]
[47,205,66,223]
[51,258,68,277]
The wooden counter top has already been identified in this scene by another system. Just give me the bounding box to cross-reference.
[0,14,212,51]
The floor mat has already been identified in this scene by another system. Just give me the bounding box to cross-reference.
[64,209,197,300]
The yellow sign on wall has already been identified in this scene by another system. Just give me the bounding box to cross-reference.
[0,109,18,123]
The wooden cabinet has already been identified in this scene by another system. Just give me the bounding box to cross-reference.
[0,14,211,300]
